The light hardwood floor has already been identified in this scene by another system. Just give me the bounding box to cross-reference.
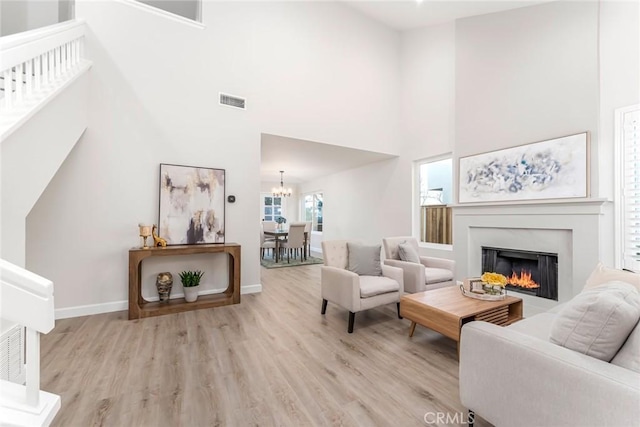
[41,264,490,426]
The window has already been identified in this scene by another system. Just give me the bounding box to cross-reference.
[261,194,284,222]
[616,105,640,271]
[417,157,453,245]
[137,0,202,22]
[303,192,323,232]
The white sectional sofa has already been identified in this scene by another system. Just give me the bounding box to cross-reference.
[459,265,640,427]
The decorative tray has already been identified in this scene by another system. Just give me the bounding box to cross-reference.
[459,285,506,301]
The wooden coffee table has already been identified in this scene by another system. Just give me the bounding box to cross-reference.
[400,286,523,353]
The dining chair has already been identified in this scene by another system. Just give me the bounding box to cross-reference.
[260,229,276,259]
[262,221,277,232]
[280,223,306,263]
[304,221,312,258]
[262,220,276,242]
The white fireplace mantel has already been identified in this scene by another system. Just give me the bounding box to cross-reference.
[452,198,612,316]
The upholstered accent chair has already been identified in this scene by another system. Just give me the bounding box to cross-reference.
[382,236,455,293]
[321,240,404,333]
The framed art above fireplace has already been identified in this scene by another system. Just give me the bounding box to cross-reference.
[458,132,589,203]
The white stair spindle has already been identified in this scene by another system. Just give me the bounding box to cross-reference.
[70,40,76,66]
[54,47,60,78]
[4,69,13,109]
[15,63,23,102]
[35,55,42,91]
[44,51,51,84]
[26,59,33,95]
[25,328,41,407]
[64,42,70,71]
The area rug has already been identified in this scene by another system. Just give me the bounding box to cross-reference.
[260,256,324,269]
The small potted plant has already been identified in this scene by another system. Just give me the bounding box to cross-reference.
[179,270,204,302]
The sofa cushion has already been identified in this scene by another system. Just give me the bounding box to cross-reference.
[583,262,640,292]
[506,312,556,341]
[347,243,382,276]
[425,267,454,284]
[611,320,640,373]
[550,281,640,361]
[359,276,400,298]
[398,242,420,264]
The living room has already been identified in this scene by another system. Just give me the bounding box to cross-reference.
[16,0,634,317]
[1,0,638,425]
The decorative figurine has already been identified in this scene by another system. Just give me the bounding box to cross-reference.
[152,224,167,247]
[156,272,173,302]
[138,224,153,249]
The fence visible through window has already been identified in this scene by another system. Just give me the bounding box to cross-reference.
[420,205,452,245]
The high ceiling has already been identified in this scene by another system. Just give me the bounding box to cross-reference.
[260,1,553,184]
[344,0,552,31]
[261,134,395,184]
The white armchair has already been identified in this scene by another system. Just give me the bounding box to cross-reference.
[382,236,455,293]
[321,240,404,333]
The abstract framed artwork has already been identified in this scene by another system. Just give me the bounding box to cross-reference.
[458,132,589,203]
[159,163,225,245]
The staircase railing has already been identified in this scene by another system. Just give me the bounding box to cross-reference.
[0,19,90,140]
[0,259,60,426]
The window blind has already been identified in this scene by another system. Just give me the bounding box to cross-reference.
[622,108,640,271]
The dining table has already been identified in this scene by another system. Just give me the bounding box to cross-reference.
[263,229,308,263]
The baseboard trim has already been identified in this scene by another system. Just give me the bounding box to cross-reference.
[55,283,263,319]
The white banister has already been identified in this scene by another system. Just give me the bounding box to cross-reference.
[0,19,91,140]
[0,259,60,426]
[0,20,86,110]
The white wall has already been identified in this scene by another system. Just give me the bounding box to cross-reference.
[399,22,456,259]
[299,157,406,248]
[25,0,400,315]
[2,72,89,267]
[400,22,456,159]
[0,0,60,36]
[455,1,599,164]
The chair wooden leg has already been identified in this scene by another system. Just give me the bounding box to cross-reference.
[348,311,355,333]
[321,299,327,314]
[397,302,402,319]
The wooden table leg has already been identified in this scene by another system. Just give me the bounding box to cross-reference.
[409,321,417,337]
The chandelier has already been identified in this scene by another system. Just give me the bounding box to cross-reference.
[272,170,292,197]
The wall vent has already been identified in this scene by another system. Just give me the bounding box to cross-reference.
[219,93,246,110]
[0,325,25,385]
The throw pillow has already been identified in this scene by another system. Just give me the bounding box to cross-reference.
[550,281,640,361]
[611,319,640,373]
[398,242,421,264]
[347,243,382,276]
[583,262,640,292]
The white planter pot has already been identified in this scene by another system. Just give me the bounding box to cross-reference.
[183,285,200,302]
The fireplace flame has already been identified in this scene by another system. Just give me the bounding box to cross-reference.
[508,270,540,289]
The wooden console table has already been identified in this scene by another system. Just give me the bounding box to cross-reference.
[128,243,241,320]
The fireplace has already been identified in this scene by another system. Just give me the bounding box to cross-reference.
[482,246,558,301]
